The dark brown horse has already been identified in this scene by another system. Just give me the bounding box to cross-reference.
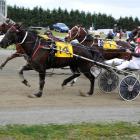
[0,24,100,97]
[65,25,132,60]
[0,24,79,87]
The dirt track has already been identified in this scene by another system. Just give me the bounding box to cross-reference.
[0,50,140,125]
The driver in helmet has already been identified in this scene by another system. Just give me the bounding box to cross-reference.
[106,30,115,39]
[105,37,140,70]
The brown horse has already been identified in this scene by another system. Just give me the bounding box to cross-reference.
[0,24,101,97]
[65,25,132,60]
[0,24,67,86]
[0,24,85,87]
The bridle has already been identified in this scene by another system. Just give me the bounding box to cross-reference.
[68,26,88,43]
[5,25,40,53]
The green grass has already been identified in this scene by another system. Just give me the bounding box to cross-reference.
[0,44,16,50]
[51,30,68,38]
[36,29,68,38]
[0,122,140,140]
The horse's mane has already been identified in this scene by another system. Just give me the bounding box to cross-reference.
[28,28,39,35]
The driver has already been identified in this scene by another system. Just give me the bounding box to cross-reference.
[105,37,140,70]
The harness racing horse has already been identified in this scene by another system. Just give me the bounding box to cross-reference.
[0,24,100,98]
[0,24,78,86]
[0,22,15,35]
[65,25,132,60]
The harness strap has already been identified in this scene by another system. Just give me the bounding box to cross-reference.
[32,44,43,60]
[69,26,79,39]
[18,31,28,44]
[91,40,95,47]
[79,35,87,44]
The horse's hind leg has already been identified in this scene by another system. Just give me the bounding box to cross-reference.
[83,72,95,96]
[79,64,95,96]
[69,66,80,86]
[62,73,80,87]
[62,66,81,87]
[70,77,78,86]
[19,63,33,87]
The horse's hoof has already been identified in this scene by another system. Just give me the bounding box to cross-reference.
[28,94,38,98]
[22,80,31,87]
[28,93,42,98]
[26,83,31,87]
[62,85,65,90]
[70,81,75,86]
[79,91,90,97]
[0,66,3,70]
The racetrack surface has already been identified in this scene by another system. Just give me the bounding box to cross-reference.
[0,50,140,125]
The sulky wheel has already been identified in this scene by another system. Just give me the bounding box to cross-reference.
[98,70,119,93]
[119,75,140,101]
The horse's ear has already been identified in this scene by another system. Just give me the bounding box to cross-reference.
[16,23,25,30]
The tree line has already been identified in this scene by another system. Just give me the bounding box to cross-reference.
[7,5,140,31]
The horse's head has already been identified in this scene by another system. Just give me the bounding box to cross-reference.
[0,22,14,34]
[65,25,87,43]
[0,24,24,48]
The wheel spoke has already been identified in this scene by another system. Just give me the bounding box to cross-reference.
[119,75,140,101]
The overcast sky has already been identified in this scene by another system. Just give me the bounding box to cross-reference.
[6,0,140,19]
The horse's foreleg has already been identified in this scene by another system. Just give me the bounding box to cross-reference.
[0,53,20,69]
[30,72,46,98]
[19,63,33,87]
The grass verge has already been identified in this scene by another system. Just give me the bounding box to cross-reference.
[0,122,140,140]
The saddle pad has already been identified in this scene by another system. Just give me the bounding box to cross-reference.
[103,40,117,49]
[55,42,73,57]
